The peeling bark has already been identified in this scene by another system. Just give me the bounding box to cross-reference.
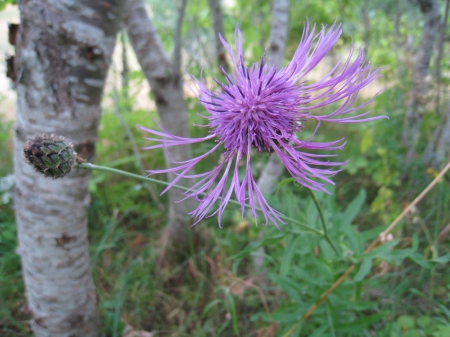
[14,0,124,336]
[251,0,289,274]
[124,0,194,245]
[402,0,440,165]
[208,0,229,71]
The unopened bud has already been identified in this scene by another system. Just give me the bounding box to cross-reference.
[23,134,76,178]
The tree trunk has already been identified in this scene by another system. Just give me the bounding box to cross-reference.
[13,1,123,336]
[424,0,450,167]
[208,0,230,71]
[433,0,450,114]
[251,0,289,274]
[402,0,440,166]
[424,103,450,168]
[124,0,194,249]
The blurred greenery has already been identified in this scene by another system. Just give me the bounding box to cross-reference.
[1,0,450,336]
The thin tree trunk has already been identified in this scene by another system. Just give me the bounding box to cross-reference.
[13,0,123,336]
[434,106,450,166]
[174,0,188,77]
[361,0,371,58]
[121,29,130,100]
[434,0,450,113]
[424,0,450,167]
[124,0,194,249]
[251,0,289,274]
[208,0,229,71]
[402,0,440,165]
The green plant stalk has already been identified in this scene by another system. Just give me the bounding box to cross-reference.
[307,189,340,255]
[77,162,323,236]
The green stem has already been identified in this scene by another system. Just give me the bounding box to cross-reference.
[306,189,340,255]
[77,162,323,236]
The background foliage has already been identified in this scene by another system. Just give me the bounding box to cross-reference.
[1,0,450,336]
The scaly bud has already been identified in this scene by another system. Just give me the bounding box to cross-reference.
[23,134,76,178]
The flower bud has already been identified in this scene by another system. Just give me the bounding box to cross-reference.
[23,134,76,178]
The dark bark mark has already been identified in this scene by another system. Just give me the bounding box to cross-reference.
[8,23,19,46]
[270,42,280,53]
[84,46,103,61]
[34,316,48,328]
[15,125,27,142]
[73,0,123,37]
[6,56,16,81]
[418,0,434,12]
[74,141,96,161]
[55,234,77,247]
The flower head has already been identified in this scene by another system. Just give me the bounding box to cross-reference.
[140,22,384,228]
[23,134,76,179]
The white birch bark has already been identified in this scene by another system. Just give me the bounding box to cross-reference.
[252,0,289,274]
[424,0,450,167]
[124,0,194,246]
[402,0,440,165]
[13,1,124,336]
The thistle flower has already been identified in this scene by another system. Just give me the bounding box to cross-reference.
[140,22,385,228]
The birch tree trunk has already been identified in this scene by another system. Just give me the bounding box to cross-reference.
[13,1,123,336]
[402,0,440,166]
[424,0,450,167]
[252,0,289,274]
[124,0,194,248]
[208,0,229,71]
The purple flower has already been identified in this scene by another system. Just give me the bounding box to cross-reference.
[139,22,384,228]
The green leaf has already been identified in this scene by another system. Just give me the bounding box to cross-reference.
[280,235,301,276]
[397,315,415,329]
[417,316,431,327]
[201,299,223,318]
[430,253,450,264]
[341,224,363,254]
[433,325,450,337]
[341,189,366,225]
[354,258,372,282]
[228,232,286,261]
[360,225,389,242]
[276,177,296,194]
[362,240,399,259]
[223,289,240,336]
[403,330,421,337]
[408,253,433,269]
[336,311,388,332]
[269,274,303,303]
